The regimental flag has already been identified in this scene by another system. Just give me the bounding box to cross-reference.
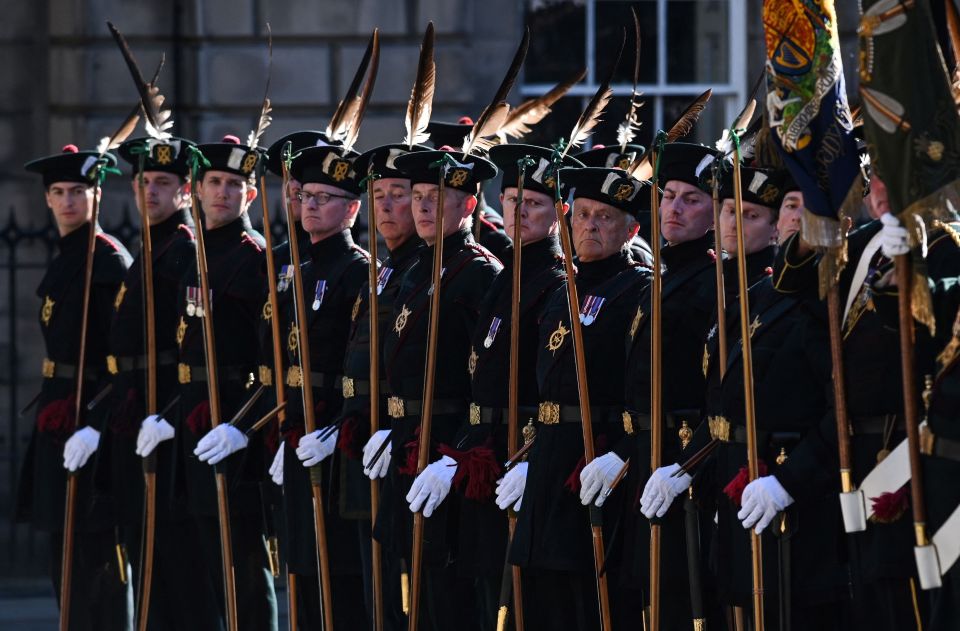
[762,0,861,289]
[858,0,960,330]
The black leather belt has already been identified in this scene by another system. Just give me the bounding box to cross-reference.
[921,424,960,462]
[468,403,538,425]
[107,349,178,374]
[708,416,800,445]
[41,358,99,381]
[536,402,622,425]
[339,376,390,399]
[178,364,250,385]
[386,396,465,419]
[285,367,340,389]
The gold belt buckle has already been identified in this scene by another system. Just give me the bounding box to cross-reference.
[920,424,935,456]
[469,403,481,425]
[538,401,560,425]
[258,365,272,386]
[708,415,730,442]
[387,396,405,419]
[106,355,119,375]
[42,358,55,379]
[286,366,304,388]
[342,377,356,398]
[622,411,634,435]
[177,362,191,384]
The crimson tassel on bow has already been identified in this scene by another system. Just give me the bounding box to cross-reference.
[438,439,502,501]
[723,460,769,506]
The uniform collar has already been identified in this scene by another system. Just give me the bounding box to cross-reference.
[203,213,252,247]
[386,233,426,267]
[150,208,191,242]
[58,221,95,253]
[662,231,715,271]
[502,234,562,274]
[308,229,355,264]
[577,248,632,285]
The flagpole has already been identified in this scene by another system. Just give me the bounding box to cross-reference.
[647,137,664,631]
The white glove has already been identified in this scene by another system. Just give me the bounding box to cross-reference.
[640,463,692,519]
[269,447,284,486]
[135,414,175,457]
[194,424,248,465]
[495,462,528,511]
[879,212,910,258]
[63,426,100,472]
[738,475,794,534]
[296,428,339,467]
[362,429,391,480]
[579,452,625,507]
[406,455,457,517]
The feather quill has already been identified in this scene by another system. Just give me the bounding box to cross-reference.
[404,23,436,149]
[326,29,380,149]
[246,24,274,149]
[559,29,626,159]
[617,7,644,152]
[341,29,379,152]
[462,27,530,155]
[97,104,141,156]
[626,88,713,180]
[107,21,173,140]
[498,68,585,141]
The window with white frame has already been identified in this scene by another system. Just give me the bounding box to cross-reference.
[520,0,747,151]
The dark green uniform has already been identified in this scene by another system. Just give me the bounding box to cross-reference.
[17,221,133,629]
[173,211,277,630]
[510,249,650,630]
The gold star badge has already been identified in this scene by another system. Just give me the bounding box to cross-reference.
[41,296,55,326]
[394,304,411,336]
[176,316,187,347]
[288,325,299,351]
[262,300,272,321]
[546,321,570,354]
[114,282,127,311]
[748,315,762,339]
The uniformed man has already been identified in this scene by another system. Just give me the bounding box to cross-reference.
[502,165,651,630]
[587,142,721,628]
[266,143,371,628]
[644,165,851,628]
[99,136,220,629]
[173,135,277,630]
[402,144,578,628]
[368,148,502,630]
[18,144,133,628]
[335,142,429,630]
[769,169,960,630]
[574,142,653,264]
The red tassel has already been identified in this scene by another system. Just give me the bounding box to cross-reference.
[37,394,77,441]
[870,485,910,524]
[186,400,211,436]
[564,434,609,494]
[110,388,140,437]
[722,460,769,507]
[438,439,502,501]
[284,425,305,449]
[264,419,280,454]
[336,415,362,460]
[398,427,422,476]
